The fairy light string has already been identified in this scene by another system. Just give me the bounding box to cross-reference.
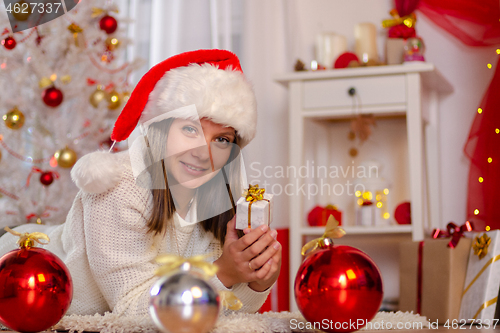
[472,48,500,230]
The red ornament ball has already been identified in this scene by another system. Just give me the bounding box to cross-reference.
[42,87,64,107]
[334,52,359,69]
[295,244,383,333]
[2,36,16,50]
[40,172,54,186]
[99,15,118,34]
[0,247,73,332]
[394,201,411,225]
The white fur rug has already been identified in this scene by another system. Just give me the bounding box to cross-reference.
[0,311,429,333]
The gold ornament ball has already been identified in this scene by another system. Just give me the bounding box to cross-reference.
[107,90,121,110]
[89,88,107,108]
[105,37,120,51]
[54,147,77,168]
[12,1,31,21]
[3,107,25,130]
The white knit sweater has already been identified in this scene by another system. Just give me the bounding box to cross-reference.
[0,152,271,318]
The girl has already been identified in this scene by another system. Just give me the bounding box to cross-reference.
[0,49,281,317]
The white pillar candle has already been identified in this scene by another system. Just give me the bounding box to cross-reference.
[354,22,379,64]
[315,33,347,69]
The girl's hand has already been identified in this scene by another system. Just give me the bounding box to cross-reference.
[214,216,281,289]
[247,227,282,292]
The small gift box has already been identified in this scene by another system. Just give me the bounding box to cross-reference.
[459,230,500,322]
[382,8,417,65]
[236,184,274,230]
[399,222,473,322]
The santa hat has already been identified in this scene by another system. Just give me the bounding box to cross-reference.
[72,49,257,193]
[112,48,256,147]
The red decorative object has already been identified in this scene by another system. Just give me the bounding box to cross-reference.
[419,0,500,47]
[0,247,73,332]
[417,0,500,230]
[40,172,54,186]
[388,24,416,38]
[394,202,411,224]
[24,167,57,188]
[395,0,420,16]
[42,87,64,107]
[295,244,383,333]
[334,52,359,69]
[431,221,473,248]
[307,205,342,226]
[99,15,118,34]
[464,57,500,231]
[2,36,16,50]
[259,228,290,313]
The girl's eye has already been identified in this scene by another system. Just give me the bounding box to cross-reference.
[213,137,231,148]
[182,126,198,137]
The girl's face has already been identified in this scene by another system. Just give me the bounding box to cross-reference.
[165,118,236,189]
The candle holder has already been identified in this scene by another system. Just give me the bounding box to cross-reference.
[354,160,391,227]
[315,32,347,69]
[354,23,379,65]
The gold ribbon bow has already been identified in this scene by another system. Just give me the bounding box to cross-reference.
[243,184,270,229]
[154,253,242,311]
[4,226,50,249]
[67,23,83,34]
[301,215,345,256]
[154,253,219,277]
[244,184,265,202]
[91,7,119,18]
[67,23,83,47]
[39,74,71,88]
[473,233,491,260]
[382,9,417,29]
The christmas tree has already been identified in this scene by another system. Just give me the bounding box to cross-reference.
[0,0,143,228]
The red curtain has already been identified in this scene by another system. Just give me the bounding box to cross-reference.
[417,0,500,230]
[418,0,500,47]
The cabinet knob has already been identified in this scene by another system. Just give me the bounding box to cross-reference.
[348,87,356,96]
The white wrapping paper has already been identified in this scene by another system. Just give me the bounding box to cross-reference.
[236,193,274,230]
[459,230,500,322]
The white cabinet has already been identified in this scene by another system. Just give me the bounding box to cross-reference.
[275,63,452,310]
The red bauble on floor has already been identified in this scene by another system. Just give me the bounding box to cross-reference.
[2,36,16,50]
[294,244,383,333]
[99,15,118,34]
[42,87,64,107]
[0,247,73,333]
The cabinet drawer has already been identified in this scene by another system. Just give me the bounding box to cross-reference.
[302,75,406,109]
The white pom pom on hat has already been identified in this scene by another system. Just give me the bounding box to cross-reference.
[72,49,257,193]
[70,150,123,193]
